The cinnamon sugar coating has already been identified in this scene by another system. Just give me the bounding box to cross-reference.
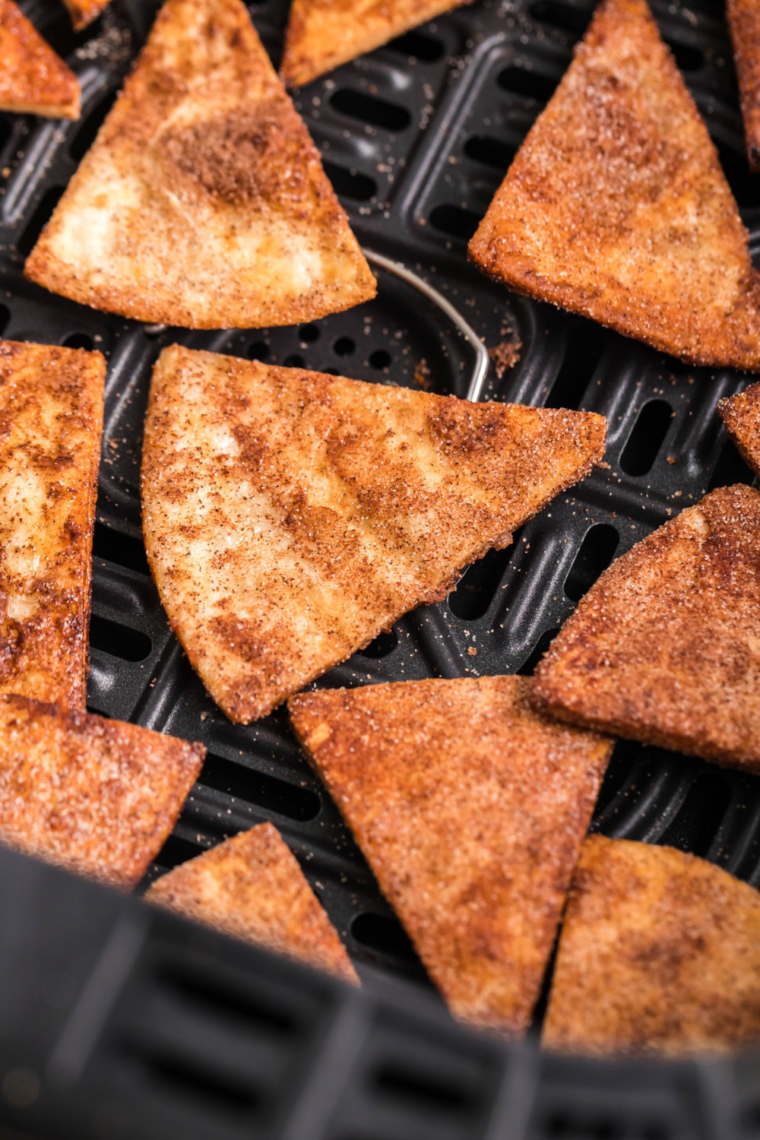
[147,822,358,983]
[727,0,760,172]
[0,340,104,710]
[533,485,760,771]
[141,345,606,723]
[544,836,760,1056]
[719,382,760,476]
[289,675,612,1035]
[0,694,205,889]
[469,0,760,370]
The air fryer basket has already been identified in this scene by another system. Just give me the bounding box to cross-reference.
[0,0,759,1132]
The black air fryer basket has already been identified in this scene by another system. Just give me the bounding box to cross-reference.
[0,0,759,1134]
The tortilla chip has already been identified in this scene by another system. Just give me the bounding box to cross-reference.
[141,345,606,723]
[718,382,760,476]
[544,835,760,1056]
[0,340,105,710]
[468,0,760,371]
[533,485,760,772]
[61,0,109,31]
[0,0,79,117]
[0,693,205,889]
[24,0,375,329]
[281,0,468,88]
[728,0,760,172]
[289,675,612,1035]
[147,822,358,983]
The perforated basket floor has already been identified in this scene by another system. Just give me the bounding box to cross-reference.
[1,0,760,1132]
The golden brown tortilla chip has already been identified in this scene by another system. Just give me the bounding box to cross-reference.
[141,345,606,723]
[544,836,760,1056]
[0,0,79,117]
[25,0,375,328]
[0,693,205,889]
[469,0,760,370]
[289,675,612,1035]
[533,485,760,773]
[0,340,105,709]
[147,822,358,983]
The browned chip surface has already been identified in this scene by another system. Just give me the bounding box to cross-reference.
[719,382,760,475]
[61,0,109,31]
[141,345,606,724]
[533,485,760,772]
[728,0,760,172]
[0,693,205,888]
[281,0,469,88]
[0,340,105,709]
[544,836,760,1056]
[289,675,612,1035]
[0,0,79,117]
[468,0,760,370]
[147,822,358,983]
[24,0,375,328]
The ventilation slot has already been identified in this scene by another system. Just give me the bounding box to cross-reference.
[463,135,516,172]
[129,1046,259,1114]
[351,913,420,964]
[497,64,559,102]
[199,753,321,822]
[564,525,619,602]
[716,141,760,211]
[62,333,94,350]
[93,523,150,575]
[0,115,11,156]
[546,319,606,409]
[373,1065,472,1111]
[89,615,152,662]
[323,161,376,202]
[333,336,355,356]
[357,629,398,658]
[247,341,269,361]
[0,303,10,338]
[369,349,391,369]
[18,186,64,257]
[329,90,411,131]
[299,324,320,344]
[449,545,514,620]
[157,964,296,1035]
[428,204,480,241]
[528,0,593,34]
[709,440,756,491]
[386,30,444,61]
[659,771,732,858]
[70,91,117,162]
[663,38,704,72]
[620,400,673,476]
[517,627,559,675]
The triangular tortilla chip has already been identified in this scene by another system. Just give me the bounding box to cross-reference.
[141,345,606,723]
[728,0,760,172]
[544,836,760,1056]
[0,0,79,117]
[24,0,375,329]
[533,485,760,771]
[468,0,760,371]
[719,383,760,475]
[0,340,105,710]
[0,693,205,889]
[146,822,358,983]
[62,0,109,31]
[289,676,612,1035]
[281,0,467,88]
